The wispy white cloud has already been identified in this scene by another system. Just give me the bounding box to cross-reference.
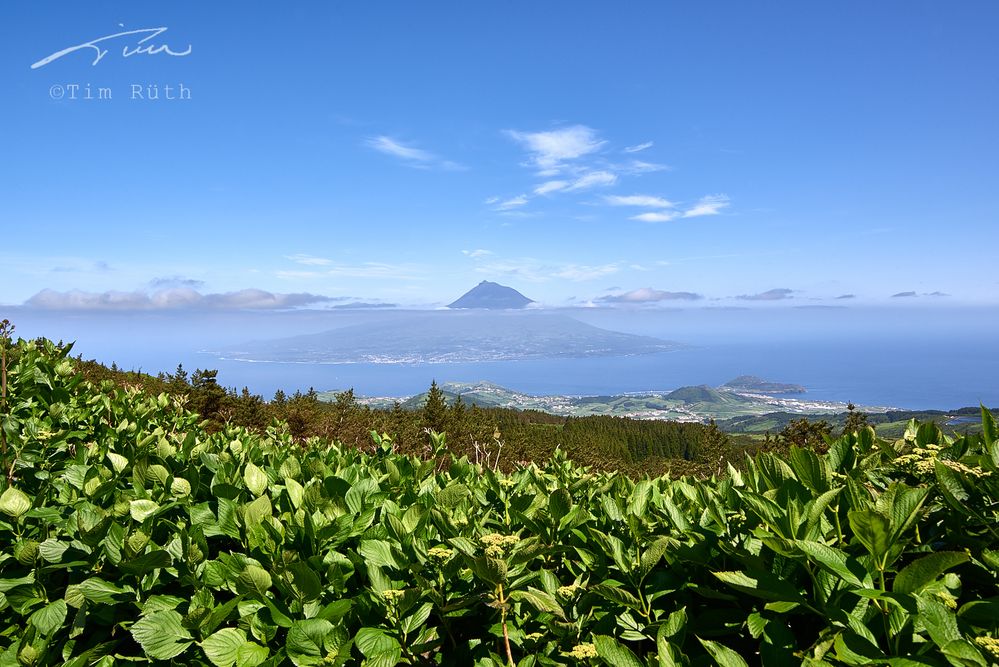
[462,249,493,259]
[525,171,614,204]
[682,194,730,218]
[623,141,653,153]
[565,170,617,191]
[498,124,725,223]
[533,180,570,195]
[285,253,333,266]
[365,136,464,170]
[494,194,529,210]
[619,159,670,174]
[631,211,678,223]
[628,194,730,222]
[367,136,433,162]
[604,194,675,208]
[505,125,605,173]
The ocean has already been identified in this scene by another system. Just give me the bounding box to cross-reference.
[6,305,998,410]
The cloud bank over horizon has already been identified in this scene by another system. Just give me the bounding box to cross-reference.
[23,288,342,311]
[599,287,703,303]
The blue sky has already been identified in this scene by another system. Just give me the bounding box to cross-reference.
[2,1,998,310]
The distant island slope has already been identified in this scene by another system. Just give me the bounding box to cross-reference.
[220,311,680,364]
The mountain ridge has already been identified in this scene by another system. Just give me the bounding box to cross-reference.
[448,281,534,309]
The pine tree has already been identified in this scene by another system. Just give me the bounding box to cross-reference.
[422,380,449,434]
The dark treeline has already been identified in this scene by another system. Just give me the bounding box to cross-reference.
[73,356,745,477]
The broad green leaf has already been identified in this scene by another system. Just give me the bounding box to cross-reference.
[887,485,929,542]
[285,478,304,509]
[982,405,997,448]
[244,463,268,497]
[29,599,67,635]
[141,595,186,613]
[435,483,468,508]
[941,639,989,666]
[129,499,160,522]
[38,538,69,563]
[713,570,802,602]
[593,635,643,667]
[601,494,625,523]
[359,540,400,569]
[590,583,644,613]
[698,638,749,667]
[107,452,129,473]
[934,460,969,506]
[279,455,302,481]
[288,561,322,601]
[916,597,960,649]
[171,477,192,497]
[548,488,572,519]
[400,602,434,635]
[848,510,891,561]
[260,597,294,629]
[0,575,34,592]
[788,446,828,492]
[13,538,38,565]
[130,610,194,660]
[638,537,671,577]
[74,577,128,604]
[120,549,172,575]
[833,630,887,664]
[627,480,652,517]
[235,642,269,667]
[288,618,336,662]
[243,495,272,526]
[237,565,272,596]
[794,540,867,588]
[661,607,687,639]
[893,552,969,595]
[0,487,31,517]
[355,626,401,658]
[509,587,566,619]
[202,628,248,667]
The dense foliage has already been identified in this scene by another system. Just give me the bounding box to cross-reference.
[2,335,999,665]
[74,358,734,477]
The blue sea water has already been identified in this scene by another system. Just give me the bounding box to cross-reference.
[197,336,995,409]
[7,306,998,410]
